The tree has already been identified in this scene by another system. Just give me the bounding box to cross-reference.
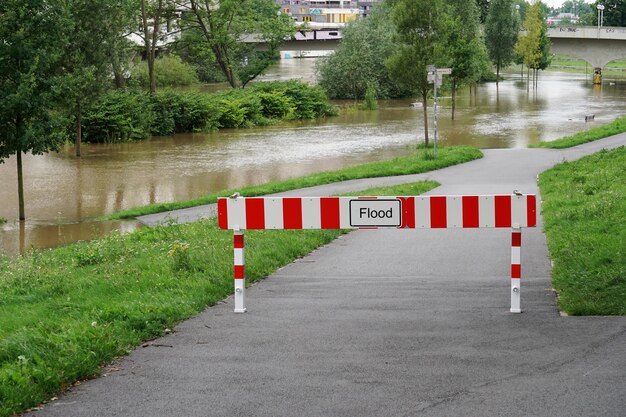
[598,0,626,26]
[485,0,520,86]
[476,0,490,23]
[515,2,551,87]
[138,0,174,94]
[0,0,69,220]
[445,0,485,119]
[386,0,451,146]
[317,3,410,100]
[57,0,134,157]
[182,0,294,88]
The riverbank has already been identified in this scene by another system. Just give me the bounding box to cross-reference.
[530,114,626,148]
[105,146,482,220]
[0,180,437,417]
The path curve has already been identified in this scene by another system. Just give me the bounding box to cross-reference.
[32,135,626,417]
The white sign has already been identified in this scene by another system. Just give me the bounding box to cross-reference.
[349,199,401,227]
[437,68,452,75]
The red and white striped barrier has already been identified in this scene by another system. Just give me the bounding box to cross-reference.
[218,194,537,314]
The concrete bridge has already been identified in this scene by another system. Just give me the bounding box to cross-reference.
[271,25,626,81]
[547,26,626,81]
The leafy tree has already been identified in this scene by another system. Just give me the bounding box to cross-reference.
[485,0,520,86]
[172,27,227,83]
[476,0,490,23]
[445,0,485,119]
[0,0,69,220]
[598,0,626,26]
[57,0,134,157]
[317,3,410,100]
[139,0,175,94]
[386,0,451,146]
[515,2,551,87]
[182,0,294,88]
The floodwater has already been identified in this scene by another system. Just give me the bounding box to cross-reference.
[1,58,626,254]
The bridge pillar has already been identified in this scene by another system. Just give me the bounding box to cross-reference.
[593,67,602,85]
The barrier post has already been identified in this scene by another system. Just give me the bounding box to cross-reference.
[510,224,522,313]
[233,228,247,313]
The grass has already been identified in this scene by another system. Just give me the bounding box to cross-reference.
[0,180,438,417]
[104,145,482,220]
[0,218,6,226]
[530,115,626,149]
[546,55,626,76]
[539,147,626,315]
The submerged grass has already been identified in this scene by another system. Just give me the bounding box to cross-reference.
[530,115,626,149]
[0,181,438,417]
[104,146,482,220]
[539,147,626,315]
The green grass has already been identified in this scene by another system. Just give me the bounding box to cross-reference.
[104,145,482,220]
[530,115,626,149]
[0,180,438,417]
[539,147,626,315]
[0,218,6,226]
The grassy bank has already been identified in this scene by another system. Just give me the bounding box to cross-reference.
[0,181,437,417]
[105,146,482,220]
[530,115,626,149]
[539,147,626,315]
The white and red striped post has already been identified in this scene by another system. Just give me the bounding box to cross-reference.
[218,193,537,313]
[233,228,247,313]
[510,224,522,313]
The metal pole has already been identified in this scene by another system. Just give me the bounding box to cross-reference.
[433,71,438,159]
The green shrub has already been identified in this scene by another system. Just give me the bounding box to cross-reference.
[130,55,199,88]
[361,82,378,110]
[82,91,153,143]
[81,81,336,142]
[150,91,220,135]
[251,80,337,118]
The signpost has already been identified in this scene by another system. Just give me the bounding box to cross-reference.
[426,66,451,158]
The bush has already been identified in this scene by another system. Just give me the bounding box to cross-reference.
[82,81,336,141]
[130,55,199,89]
[82,91,153,143]
[251,80,337,119]
[150,91,220,135]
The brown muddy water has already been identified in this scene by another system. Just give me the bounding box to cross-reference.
[1,59,626,254]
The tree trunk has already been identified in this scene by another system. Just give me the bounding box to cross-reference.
[17,150,25,221]
[75,104,82,158]
[422,93,429,146]
[141,0,159,94]
[496,62,500,87]
[451,78,457,120]
[111,55,126,88]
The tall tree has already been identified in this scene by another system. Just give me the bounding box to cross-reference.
[515,2,551,87]
[317,2,409,100]
[182,0,294,88]
[139,0,168,94]
[386,0,451,146]
[58,0,134,157]
[0,0,69,220]
[485,0,520,86]
[445,0,485,119]
[476,0,490,23]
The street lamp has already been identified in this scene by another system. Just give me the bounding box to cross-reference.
[597,4,605,30]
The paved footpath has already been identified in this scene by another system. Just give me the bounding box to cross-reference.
[32,136,625,417]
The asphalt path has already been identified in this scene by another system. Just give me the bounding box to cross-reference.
[31,135,626,417]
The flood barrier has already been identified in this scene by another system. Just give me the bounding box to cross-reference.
[218,194,537,314]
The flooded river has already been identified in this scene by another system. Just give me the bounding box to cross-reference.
[2,58,626,254]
